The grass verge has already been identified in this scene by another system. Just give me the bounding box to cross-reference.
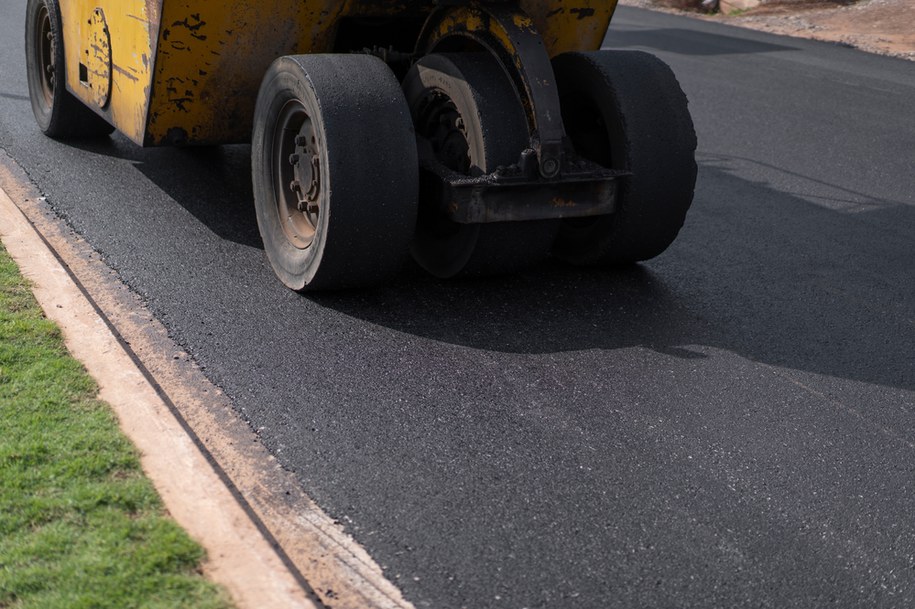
[0,242,233,609]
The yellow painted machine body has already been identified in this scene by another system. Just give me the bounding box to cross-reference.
[58,0,617,147]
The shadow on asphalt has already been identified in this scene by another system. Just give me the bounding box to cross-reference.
[65,138,914,394]
[314,161,914,394]
[0,91,31,102]
[316,263,702,355]
[68,137,262,249]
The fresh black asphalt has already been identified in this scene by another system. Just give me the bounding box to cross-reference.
[2,5,914,608]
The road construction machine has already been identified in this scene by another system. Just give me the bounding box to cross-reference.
[26,0,696,290]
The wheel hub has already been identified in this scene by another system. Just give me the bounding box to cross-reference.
[290,133,321,215]
[273,100,321,250]
[36,6,56,106]
[416,90,470,174]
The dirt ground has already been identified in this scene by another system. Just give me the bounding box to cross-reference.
[618,0,915,61]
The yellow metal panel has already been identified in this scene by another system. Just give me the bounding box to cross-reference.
[145,0,347,145]
[61,0,158,145]
[60,1,617,147]
[521,0,618,56]
[144,0,616,146]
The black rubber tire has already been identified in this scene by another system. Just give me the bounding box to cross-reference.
[551,50,697,265]
[24,0,114,139]
[403,53,558,279]
[251,54,419,291]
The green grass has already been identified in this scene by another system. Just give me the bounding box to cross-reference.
[0,244,234,609]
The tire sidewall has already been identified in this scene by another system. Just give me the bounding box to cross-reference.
[25,0,113,138]
[402,56,486,277]
[552,53,632,261]
[253,54,419,291]
[552,50,697,265]
[403,53,539,278]
[252,62,329,291]
[25,0,59,132]
[403,53,530,175]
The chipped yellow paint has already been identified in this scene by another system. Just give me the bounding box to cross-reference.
[57,0,618,147]
[513,13,535,30]
[425,5,518,68]
[520,0,618,56]
[145,0,344,145]
[85,8,112,108]
[60,0,158,145]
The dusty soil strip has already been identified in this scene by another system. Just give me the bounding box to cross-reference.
[618,0,915,61]
[0,152,414,609]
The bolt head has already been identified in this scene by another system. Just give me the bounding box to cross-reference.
[541,158,560,178]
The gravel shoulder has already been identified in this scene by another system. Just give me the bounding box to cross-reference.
[618,0,915,60]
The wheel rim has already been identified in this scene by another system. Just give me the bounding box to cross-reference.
[412,88,471,244]
[415,90,471,175]
[405,53,558,279]
[34,4,55,109]
[272,99,321,250]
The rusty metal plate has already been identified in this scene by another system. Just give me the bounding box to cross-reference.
[85,7,112,108]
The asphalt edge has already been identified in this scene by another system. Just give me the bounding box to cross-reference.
[0,174,325,609]
[0,148,416,609]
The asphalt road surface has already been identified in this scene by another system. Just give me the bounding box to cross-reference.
[2,5,914,609]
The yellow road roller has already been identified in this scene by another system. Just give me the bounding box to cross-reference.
[25,0,697,290]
